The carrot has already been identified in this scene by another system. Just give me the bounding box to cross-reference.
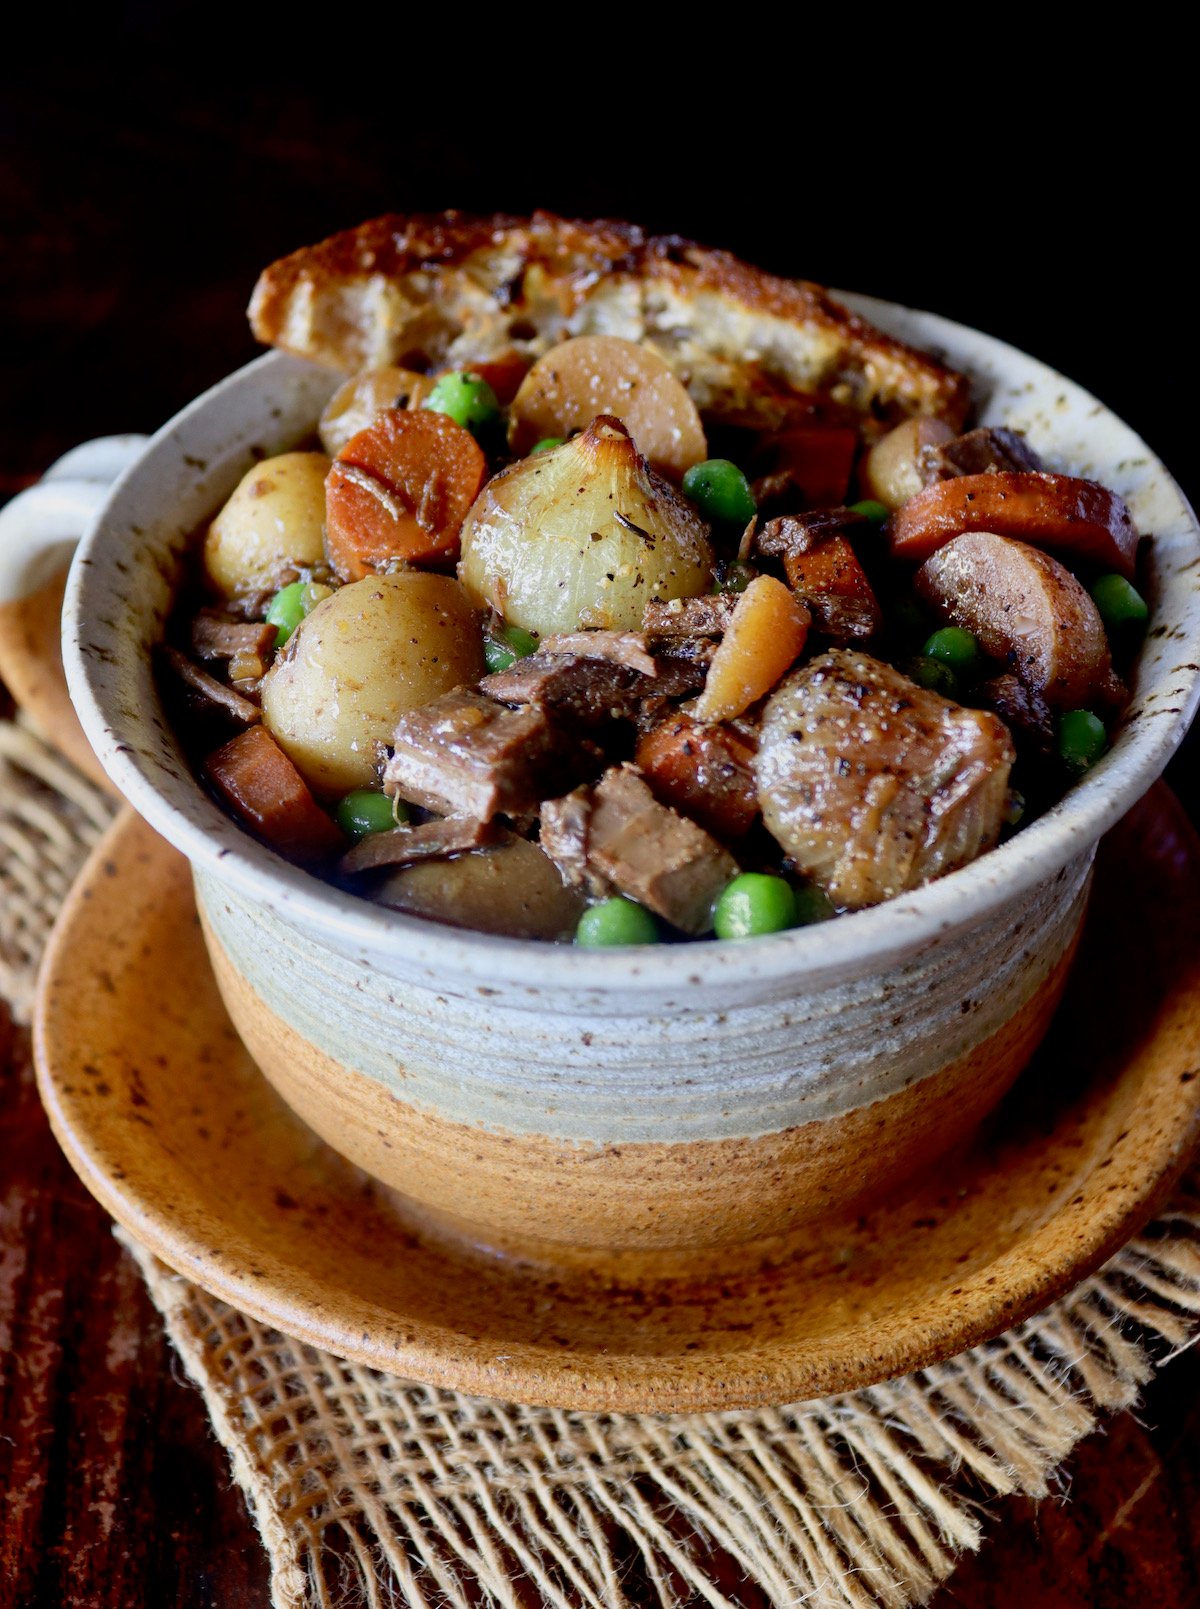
[781,535,882,642]
[463,350,530,405]
[761,426,857,508]
[204,725,343,862]
[635,714,759,839]
[885,472,1139,577]
[325,408,487,579]
[692,575,810,724]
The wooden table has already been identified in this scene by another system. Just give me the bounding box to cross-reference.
[2,76,1199,1605]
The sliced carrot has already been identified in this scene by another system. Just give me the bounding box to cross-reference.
[759,426,857,508]
[325,408,487,579]
[463,350,531,404]
[781,535,882,642]
[885,471,1139,577]
[635,714,759,839]
[204,725,343,862]
[692,575,810,724]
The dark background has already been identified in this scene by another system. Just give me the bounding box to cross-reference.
[2,71,1195,508]
[4,69,1200,1608]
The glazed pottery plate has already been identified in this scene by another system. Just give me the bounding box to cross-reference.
[33,788,1200,1413]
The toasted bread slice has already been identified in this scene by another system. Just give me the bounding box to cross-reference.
[249,211,970,433]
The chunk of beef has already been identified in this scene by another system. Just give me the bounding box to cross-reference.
[340,814,496,874]
[976,673,1056,755]
[538,630,658,675]
[384,690,595,820]
[160,645,261,724]
[755,514,882,642]
[642,594,740,641]
[919,426,1044,483]
[191,613,279,662]
[540,765,739,935]
[754,508,870,557]
[481,651,705,731]
[755,651,1014,909]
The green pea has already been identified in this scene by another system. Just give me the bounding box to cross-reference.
[890,594,930,642]
[421,371,501,436]
[907,654,959,698]
[713,560,755,595]
[265,580,334,646]
[681,459,757,527]
[713,873,797,940]
[575,896,659,947]
[922,625,983,679]
[532,436,565,454]
[334,789,407,841]
[848,499,889,525]
[1091,573,1149,636]
[1057,709,1107,775]
[483,622,539,674]
[792,883,836,925]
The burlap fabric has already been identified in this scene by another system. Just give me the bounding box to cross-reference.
[5,712,1200,1609]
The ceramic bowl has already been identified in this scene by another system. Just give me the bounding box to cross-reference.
[46,296,1200,1263]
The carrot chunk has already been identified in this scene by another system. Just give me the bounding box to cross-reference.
[325,408,487,579]
[885,471,1139,577]
[692,575,810,723]
[759,427,857,509]
[636,714,759,839]
[781,535,883,642]
[204,725,343,862]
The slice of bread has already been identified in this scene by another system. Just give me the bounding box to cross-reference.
[249,211,970,434]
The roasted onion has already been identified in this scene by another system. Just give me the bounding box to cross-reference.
[458,416,714,636]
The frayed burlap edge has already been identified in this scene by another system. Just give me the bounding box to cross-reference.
[119,1213,1200,1609]
[6,715,1200,1609]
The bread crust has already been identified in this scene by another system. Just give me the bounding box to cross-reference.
[249,211,970,433]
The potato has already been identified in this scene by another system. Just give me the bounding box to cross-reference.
[372,833,586,939]
[204,452,331,597]
[508,335,707,479]
[260,572,483,794]
[860,417,955,511]
[318,366,435,456]
[915,531,1118,709]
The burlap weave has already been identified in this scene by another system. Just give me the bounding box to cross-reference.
[5,712,1200,1609]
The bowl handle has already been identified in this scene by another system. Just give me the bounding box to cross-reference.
[0,434,148,605]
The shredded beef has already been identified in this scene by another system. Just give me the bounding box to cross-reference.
[976,673,1056,754]
[161,646,261,724]
[191,613,279,662]
[642,595,739,641]
[538,630,658,675]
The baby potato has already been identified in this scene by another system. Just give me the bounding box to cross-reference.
[860,417,955,512]
[318,366,435,456]
[204,452,331,597]
[260,572,484,794]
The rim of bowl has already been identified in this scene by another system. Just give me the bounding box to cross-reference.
[64,310,1200,994]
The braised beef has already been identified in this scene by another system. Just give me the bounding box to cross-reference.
[384,690,595,820]
[755,514,882,642]
[160,645,262,724]
[642,594,739,641]
[976,673,1056,755]
[538,630,658,675]
[340,815,497,874]
[191,613,279,662]
[481,651,705,732]
[919,426,1044,483]
[540,764,739,935]
[754,508,870,558]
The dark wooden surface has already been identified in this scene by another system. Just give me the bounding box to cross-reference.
[2,73,1199,1607]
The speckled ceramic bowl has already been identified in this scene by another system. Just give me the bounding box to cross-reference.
[51,296,1200,1262]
